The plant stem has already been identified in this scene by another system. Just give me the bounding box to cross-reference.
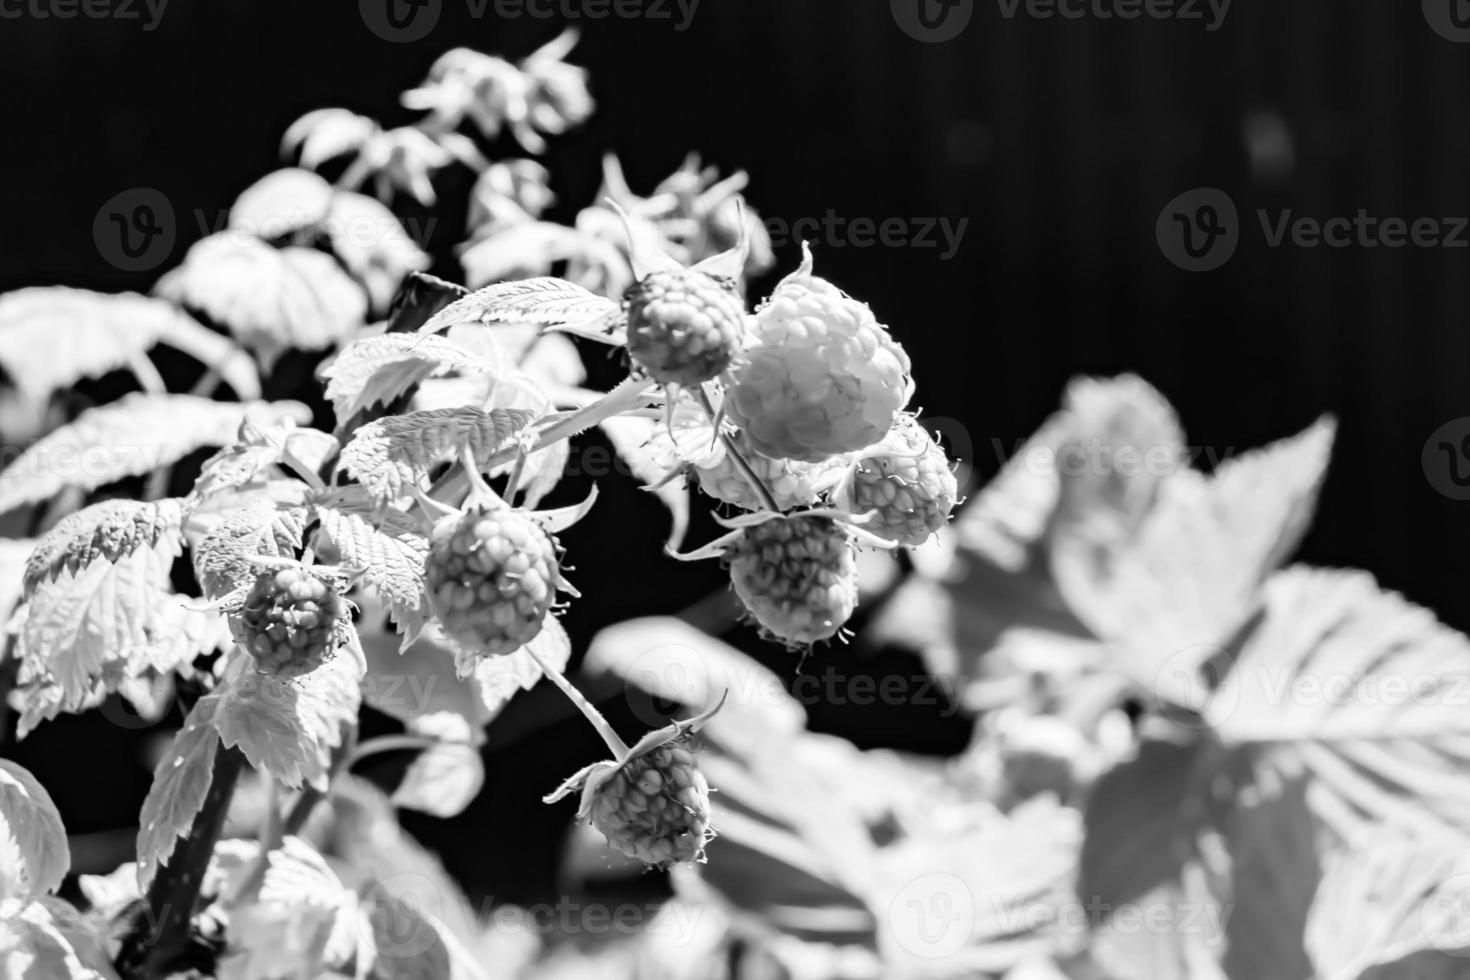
[116,747,246,980]
[697,388,781,513]
[523,644,630,761]
[280,448,328,493]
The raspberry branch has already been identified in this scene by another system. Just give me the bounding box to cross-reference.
[524,642,631,761]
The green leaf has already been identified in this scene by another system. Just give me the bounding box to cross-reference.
[211,652,361,790]
[0,394,309,515]
[0,759,70,902]
[0,898,119,979]
[1305,828,1470,980]
[391,742,484,819]
[155,234,368,370]
[320,331,504,426]
[1211,566,1470,842]
[23,498,185,595]
[469,615,570,714]
[338,406,534,503]
[312,490,429,641]
[134,696,221,891]
[192,501,308,600]
[417,276,620,340]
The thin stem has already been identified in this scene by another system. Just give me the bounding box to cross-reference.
[349,734,438,766]
[187,365,223,399]
[503,449,528,507]
[698,388,781,513]
[128,351,167,396]
[524,644,630,761]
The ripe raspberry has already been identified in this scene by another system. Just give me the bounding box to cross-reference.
[726,255,911,462]
[234,567,347,678]
[694,435,848,512]
[727,515,858,646]
[425,504,562,657]
[625,269,746,387]
[587,739,712,866]
[835,416,957,546]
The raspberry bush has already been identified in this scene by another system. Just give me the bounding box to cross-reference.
[0,31,956,980]
[2,25,1455,980]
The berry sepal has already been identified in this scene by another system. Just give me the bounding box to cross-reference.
[543,694,725,866]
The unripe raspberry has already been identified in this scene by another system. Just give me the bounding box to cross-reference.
[625,269,746,387]
[727,515,858,646]
[835,416,957,546]
[425,505,562,657]
[727,256,911,462]
[588,739,712,866]
[234,567,348,678]
[694,435,848,512]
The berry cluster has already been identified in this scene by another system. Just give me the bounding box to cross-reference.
[234,567,348,678]
[425,504,564,658]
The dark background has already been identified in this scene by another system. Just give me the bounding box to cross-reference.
[2,0,1468,903]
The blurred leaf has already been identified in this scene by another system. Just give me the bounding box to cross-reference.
[1212,566,1470,842]
[1304,828,1470,980]
[282,108,379,170]
[471,615,570,715]
[0,394,309,515]
[391,742,484,820]
[0,897,119,979]
[156,235,368,369]
[0,759,69,902]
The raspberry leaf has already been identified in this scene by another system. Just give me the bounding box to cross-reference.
[13,516,183,731]
[212,652,362,790]
[135,696,221,891]
[23,498,185,594]
[1304,828,1470,979]
[155,235,368,370]
[0,394,310,516]
[282,109,378,170]
[514,437,568,509]
[1209,567,1470,840]
[0,759,70,902]
[391,742,484,819]
[312,491,430,641]
[0,287,255,402]
[321,332,504,427]
[192,502,310,600]
[0,897,119,980]
[227,167,331,238]
[471,614,571,714]
[416,276,621,343]
[338,406,535,503]
[191,418,337,503]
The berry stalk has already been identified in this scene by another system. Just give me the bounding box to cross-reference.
[524,643,630,761]
[698,387,781,513]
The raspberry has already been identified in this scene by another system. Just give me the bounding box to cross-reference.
[726,254,911,462]
[234,567,347,678]
[625,269,746,388]
[694,435,848,512]
[424,504,562,657]
[835,416,957,546]
[727,515,858,646]
[587,739,712,866]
